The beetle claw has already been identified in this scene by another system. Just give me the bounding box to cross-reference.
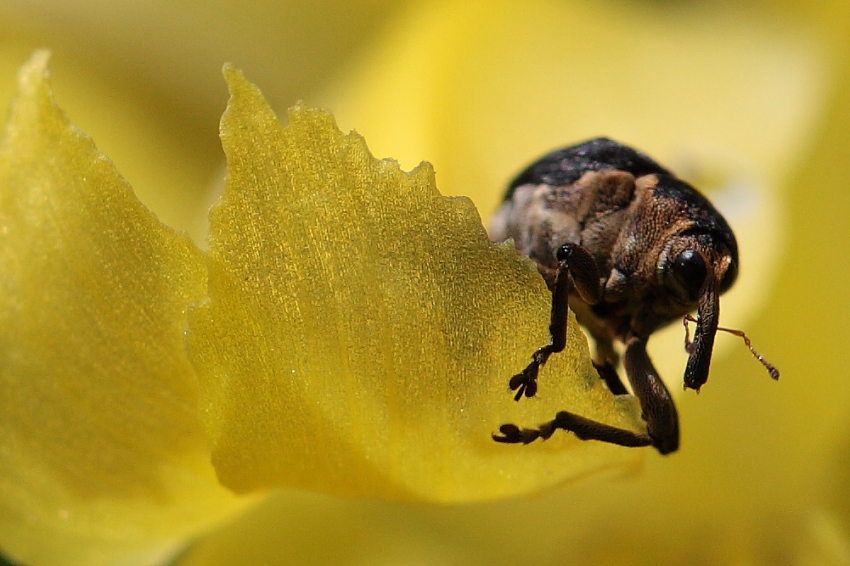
[509,362,539,401]
[492,423,543,444]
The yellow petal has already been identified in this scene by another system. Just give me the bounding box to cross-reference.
[0,52,242,566]
[186,67,644,503]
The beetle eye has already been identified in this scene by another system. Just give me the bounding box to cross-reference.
[670,249,707,300]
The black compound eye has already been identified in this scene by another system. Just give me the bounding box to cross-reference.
[670,249,707,299]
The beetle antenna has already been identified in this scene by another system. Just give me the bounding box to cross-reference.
[683,314,779,380]
[682,315,696,354]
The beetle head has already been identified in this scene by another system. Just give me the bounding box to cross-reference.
[659,234,737,390]
[637,174,739,391]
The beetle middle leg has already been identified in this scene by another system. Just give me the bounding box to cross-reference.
[594,361,628,395]
[509,242,602,401]
[495,335,680,455]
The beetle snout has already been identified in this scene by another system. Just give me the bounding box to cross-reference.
[683,279,720,391]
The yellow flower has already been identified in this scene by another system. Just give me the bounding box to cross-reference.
[0,48,639,565]
[2,0,850,565]
[0,52,243,566]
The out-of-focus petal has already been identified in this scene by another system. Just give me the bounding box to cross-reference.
[186,67,644,503]
[0,39,223,245]
[0,52,243,566]
[0,1,412,243]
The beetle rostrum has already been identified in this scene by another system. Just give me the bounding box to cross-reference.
[490,138,778,455]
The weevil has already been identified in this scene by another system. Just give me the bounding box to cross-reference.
[490,138,778,455]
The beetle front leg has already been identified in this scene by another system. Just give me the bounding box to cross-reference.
[493,410,654,448]
[494,336,679,455]
[622,335,679,454]
[509,243,602,401]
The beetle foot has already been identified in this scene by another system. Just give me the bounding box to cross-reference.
[508,362,540,401]
[509,345,556,401]
[492,420,559,444]
[492,423,539,444]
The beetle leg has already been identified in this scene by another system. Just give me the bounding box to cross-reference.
[509,243,602,401]
[623,335,679,454]
[594,337,620,370]
[492,412,653,447]
[594,361,628,395]
[494,335,679,455]
[556,243,602,305]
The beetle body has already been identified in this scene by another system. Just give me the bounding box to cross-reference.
[490,138,749,455]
